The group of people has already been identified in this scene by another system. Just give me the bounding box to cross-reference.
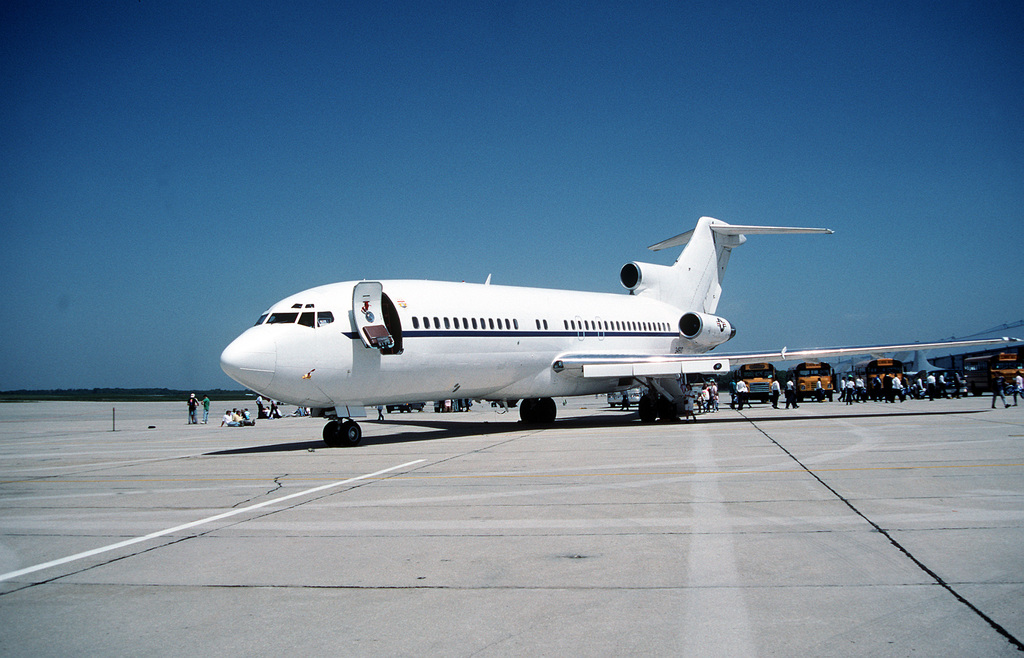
[188,393,302,425]
[255,396,283,420]
[221,408,256,427]
[187,393,211,424]
[837,372,967,404]
[681,381,719,418]
[991,373,1023,409]
[731,378,804,410]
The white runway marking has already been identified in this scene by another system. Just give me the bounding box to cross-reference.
[0,459,425,583]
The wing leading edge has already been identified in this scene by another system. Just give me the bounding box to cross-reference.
[553,337,1021,379]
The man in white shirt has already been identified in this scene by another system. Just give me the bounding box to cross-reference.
[735,379,749,411]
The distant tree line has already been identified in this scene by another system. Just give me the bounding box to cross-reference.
[0,388,253,402]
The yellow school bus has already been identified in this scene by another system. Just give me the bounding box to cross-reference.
[965,352,1023,396]
[736,363,775,403]
[790,361,835,402]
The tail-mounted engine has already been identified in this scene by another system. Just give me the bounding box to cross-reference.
[620,261,676,296]
[678,312,735,350]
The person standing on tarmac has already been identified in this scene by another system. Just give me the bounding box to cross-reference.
[785,379,799,409]
[770,378,781,409]
[992,375,1009,409]
[187,393,200,424]
[735,379,749,411]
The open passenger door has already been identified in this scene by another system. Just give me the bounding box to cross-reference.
[352,281,403,354]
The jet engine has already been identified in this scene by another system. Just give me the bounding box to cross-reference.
[678,312,735,350]
[620,261,675,296]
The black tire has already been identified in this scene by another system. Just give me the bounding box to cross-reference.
[323,419,362,447]
[520,398,556,424]
[322,420,341,447]
[638,394,658,423]
[340,420,362,446]
[534,397,556,424]
[519,398,536,423]
[656,397,678,421]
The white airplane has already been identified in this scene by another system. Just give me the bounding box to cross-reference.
[220,216,1017,446]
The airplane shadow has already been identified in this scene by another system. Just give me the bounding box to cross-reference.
[205,406,991,455]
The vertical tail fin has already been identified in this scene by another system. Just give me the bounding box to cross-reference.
[643,216,832,313]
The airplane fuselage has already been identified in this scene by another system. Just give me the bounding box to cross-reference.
[221,279,704,410]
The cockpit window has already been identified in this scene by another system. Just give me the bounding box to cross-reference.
[267,312,298,324]
[298,312,315,328]
[317,311,334,327]
[255,314,268,326]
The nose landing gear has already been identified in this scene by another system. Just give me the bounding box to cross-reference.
[323,419,362,447]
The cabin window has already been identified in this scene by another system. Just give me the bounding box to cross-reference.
[444,317,451,329]
[472,318,478,329]
[267,312,298,324]
[255,314,268,326]
[298,312,315,328]
[317,311,334,327]
[454,317,460,329]
[536,319,541,330]
[463,317,469,328]
[488,318,495,330]
[513,319,519,330]
[434,317,440,329]
[543,319,548,330]
[412,317,419,329]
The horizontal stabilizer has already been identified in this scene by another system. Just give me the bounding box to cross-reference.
[648,217,833,251]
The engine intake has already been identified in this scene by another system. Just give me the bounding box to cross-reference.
[678,312,735,350]
[620,261,676,295]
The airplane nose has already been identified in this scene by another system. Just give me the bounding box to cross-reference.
[220,329,276,392]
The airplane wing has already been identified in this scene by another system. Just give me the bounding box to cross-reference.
[552,337,1021,379]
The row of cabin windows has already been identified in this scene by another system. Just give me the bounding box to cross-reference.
[565,319,670,333]
[408,315,670,334]
[258,310,669,335]
[412,316,520,331]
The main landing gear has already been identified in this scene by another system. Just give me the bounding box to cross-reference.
[638,393,679,423]
[519,397,557,424]
[323,419,362,447]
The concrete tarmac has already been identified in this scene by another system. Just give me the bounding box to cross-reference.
[0,397,1022,656]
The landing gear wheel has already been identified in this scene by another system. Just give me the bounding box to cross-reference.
[519,398,536,423]
[638,394,658,423]
[340,419,362,446]
[322,419,362,447]
[656,397,679,422]
[323,420,341,446]
[520,397,556,424]
[534,397,556,423]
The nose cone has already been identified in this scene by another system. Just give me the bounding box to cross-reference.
[220,329,276,392]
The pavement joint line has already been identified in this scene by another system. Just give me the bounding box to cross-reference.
[743,415,1024,653]
[0,459,425,584]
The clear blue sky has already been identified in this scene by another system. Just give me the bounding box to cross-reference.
[2,1,1021,390]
